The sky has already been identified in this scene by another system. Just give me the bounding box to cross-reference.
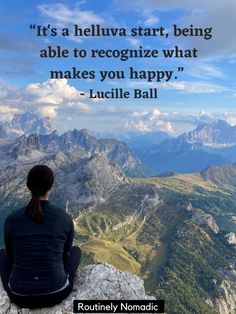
[0,0,236,135]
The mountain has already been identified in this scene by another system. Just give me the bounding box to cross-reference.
[97,131,172,171]
[1,114,236,313]
[52,154,127,211]
[201,163,236,186]
[141,120,236,174]
[11,111,56,135]
[121,131,172,148]
[97,130,172,150]
[2,111,56,138]
[0,157,236,313]
[75,166,236,314]
[0,128,149,177]
[160,120,236,150]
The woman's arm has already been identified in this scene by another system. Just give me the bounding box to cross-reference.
[63,216,75,260]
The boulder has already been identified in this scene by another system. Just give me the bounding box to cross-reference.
[0,263,155,314]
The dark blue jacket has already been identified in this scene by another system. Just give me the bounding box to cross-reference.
[4,200,74,295]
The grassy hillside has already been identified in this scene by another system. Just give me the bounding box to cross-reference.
[74,172,236,314]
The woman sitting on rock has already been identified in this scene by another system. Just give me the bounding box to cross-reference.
[0,164,82,309]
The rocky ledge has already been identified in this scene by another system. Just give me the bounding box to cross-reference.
[0,263,155,314]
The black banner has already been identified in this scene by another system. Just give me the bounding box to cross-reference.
[73,300,165,313]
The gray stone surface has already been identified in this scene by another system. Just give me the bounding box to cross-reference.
[0,263,155,314]
[191,208,219,234]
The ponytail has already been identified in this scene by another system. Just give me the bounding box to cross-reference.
[27,195,44,223]
[26,165,54,223]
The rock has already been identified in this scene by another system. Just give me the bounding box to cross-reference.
[192,208,219,234]
[0,263,155,313]
[225,232,236,245]
[212,280,236,314]
[186,202,193,211]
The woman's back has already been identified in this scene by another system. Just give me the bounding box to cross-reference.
[5,200,74,295]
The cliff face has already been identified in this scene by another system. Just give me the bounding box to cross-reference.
[0,263,155,314]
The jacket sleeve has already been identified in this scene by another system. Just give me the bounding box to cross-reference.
[4,215,14,263]
[63,215,74,259]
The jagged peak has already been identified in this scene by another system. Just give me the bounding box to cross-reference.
[195,119,231,131]
[72,128,95,138]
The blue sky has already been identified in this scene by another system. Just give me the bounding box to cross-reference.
[0,0,236,135]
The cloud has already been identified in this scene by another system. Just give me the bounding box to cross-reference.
[125,120,151,132]
[0,104,21,121]
[161,81,229,94]
[156,110,236,127]
[161,121,174,133]
[125,107,236,135]
[143,15,159,27]
[127,38,142,48]
[188,63,224,80]
[114,0,236,59]
[125,108,175,134]
[26,79,85,105]
[38,3,104,28]
[0,79,93,119]
[129,80,229,94]
[39,106,58,119]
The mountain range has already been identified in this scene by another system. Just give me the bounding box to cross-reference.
[135,120,236,174]
[0,141,235,313]
[0,111,56,138]
[0,112,236,313]
[2,112,236,175]
[0,112,150,177]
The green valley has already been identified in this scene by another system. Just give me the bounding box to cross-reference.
[74,170,236,314]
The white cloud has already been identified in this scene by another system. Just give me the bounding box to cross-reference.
[125,108,175,134]
[37,3,105,44]
[149,108,162,120]
[39,106,58,119]
[155,120,175,134]
[38,3,104,28]
[0,104,21,121]
[157,110,236,127]
[67,101,91,112]
[161,81,229,94]
[129,80,229,94]
[143,15,159,26]
[26,79,84,104]
[127,38,142,48]
[0,79,93,119]
[125,120,151,132]
[162,121,174,134]
[188,63,223,80]
[125,108,236,135]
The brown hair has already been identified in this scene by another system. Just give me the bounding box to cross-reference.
[26,165,54,222]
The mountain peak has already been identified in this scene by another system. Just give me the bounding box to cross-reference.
[11,111,56,136]
[197,119,231,130]
[73,128,94,137]
[212,119,231,127]
[183,119,236,148]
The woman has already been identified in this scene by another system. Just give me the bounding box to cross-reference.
[0,164,81,309]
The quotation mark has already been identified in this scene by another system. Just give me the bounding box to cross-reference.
[175,67,184,79]
[30,24,36,29]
